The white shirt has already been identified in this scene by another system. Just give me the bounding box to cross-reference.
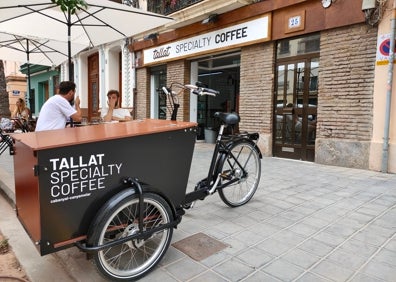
[35,95,77,131]
[101,107,131,120]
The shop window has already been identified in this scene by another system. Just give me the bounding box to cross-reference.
[277,33,320,59]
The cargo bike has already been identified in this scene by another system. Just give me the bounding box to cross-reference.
[12,83,262,281]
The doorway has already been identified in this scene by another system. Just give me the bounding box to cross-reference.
[195,52,240,140]
[87,53,99,121]
[150,66,167,119]
[273,34,319,161]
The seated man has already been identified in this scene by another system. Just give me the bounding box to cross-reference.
[101,90,132,122]
[35,81,82,131]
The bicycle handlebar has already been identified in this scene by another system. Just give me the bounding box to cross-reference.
[161,82,219,121]
[162,82,219,97]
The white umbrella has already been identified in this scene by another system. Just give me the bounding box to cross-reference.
[0,32,87,67]
[0,0,173,79]
[0,31,87,99]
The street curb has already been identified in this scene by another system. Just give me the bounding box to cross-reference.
[0,165,14,204]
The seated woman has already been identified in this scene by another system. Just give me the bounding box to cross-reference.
[11,98,32,132]
[12,98,30,120]
[101,90,132,122]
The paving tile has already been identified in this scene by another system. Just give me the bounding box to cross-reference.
[361,259,396,281]
[236,247,274,268]
[200,251,233,268]
[265,215,298,229]
[164,257,208,281]
[310,259,355,281]
[352,225,394,247]
[348,211,377,225]
[144,267,179,282]
[338,238,379,258]
[213,258,255,281]
[212,220,246,236]
[371,196,396,208]
[297,238,334,257]
[261,258,305,281]
[256,238,296,257]
[373,213,396,229]
[189,270,229,282]
[266,197,296,210]
[348,272,385,282]
[371,248,396,267]
[222,236,251,255]
[279,210,308,221]
[295,272,332,282]
[246,209,274,221]
[301,216,332,229]
[272,229,307,246]
[282,195,307,205]
[249,222,282,239]
[281,248,321,269]
[311,230,346,247]
[230,214,262,228]
[358,202,389,215]
[242,270,282,282]
[288,222,320,237]
[324,222,358,238]
[384,238,396,251]
[326,248,368,270]
[160,246,187,266]
[235,229,267,246]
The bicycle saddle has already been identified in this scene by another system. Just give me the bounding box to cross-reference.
[214,112,240,125]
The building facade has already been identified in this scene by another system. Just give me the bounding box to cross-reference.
[131,0,395,173]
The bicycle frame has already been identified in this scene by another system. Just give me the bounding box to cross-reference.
[162,82,262,207]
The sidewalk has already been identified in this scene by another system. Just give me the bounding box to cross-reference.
[1,143,396,282]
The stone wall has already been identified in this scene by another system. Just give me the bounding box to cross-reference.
[316,23,377,168]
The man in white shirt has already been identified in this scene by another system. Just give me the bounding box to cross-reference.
[35,81,82,131]
[101,90,132,122]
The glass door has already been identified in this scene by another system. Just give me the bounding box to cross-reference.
[150,66,167,119]
[274,57,318,161]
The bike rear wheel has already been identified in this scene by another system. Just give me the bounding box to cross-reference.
[88,192,173,281]
[218,141,261,207]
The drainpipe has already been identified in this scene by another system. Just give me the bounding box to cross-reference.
[382,0,396,173]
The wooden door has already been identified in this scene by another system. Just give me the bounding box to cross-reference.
[88,53,99,121]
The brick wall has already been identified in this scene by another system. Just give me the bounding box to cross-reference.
[135,68,149,119]
[166,60,191,121]
[239,43,274,134]
[316,23,377,168]
[318,24,377,141]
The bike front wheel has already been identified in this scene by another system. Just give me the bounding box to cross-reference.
[88,192,173,281]
[218,141,261,207]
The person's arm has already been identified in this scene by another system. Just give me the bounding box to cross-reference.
[70,96,82,122]
[123,109,132,121]
[102,98,116,122]
[102,107,114,122]
[109,109,132,121]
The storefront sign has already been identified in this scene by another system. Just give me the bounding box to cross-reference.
[143,15,270,65]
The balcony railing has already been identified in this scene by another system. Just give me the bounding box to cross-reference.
[148,0,204,15]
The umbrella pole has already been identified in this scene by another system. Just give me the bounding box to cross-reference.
[68,8,72,81]
[26,39,32,118]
